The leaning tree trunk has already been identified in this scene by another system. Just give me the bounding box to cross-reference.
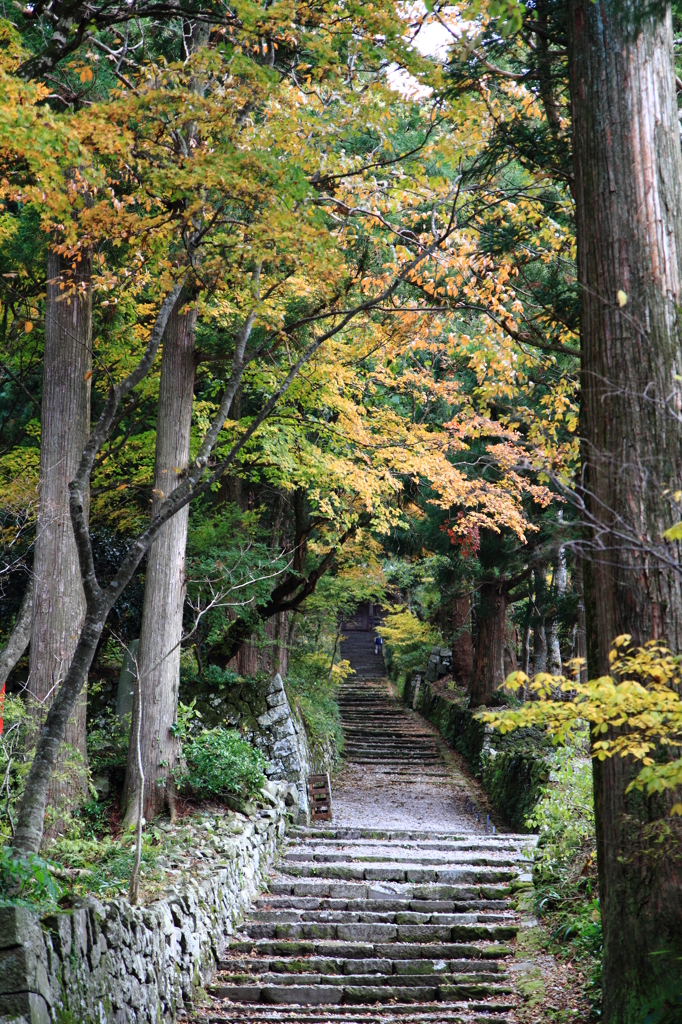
[0,583,33,689]
[568,2,682,1020]
[28,250,92,819]
[469,581,508,707]
[122,294,196,825]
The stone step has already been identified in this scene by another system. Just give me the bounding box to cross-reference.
[228,940,514,961]
[207,1011,512,1024]
[210,981,515,1004]
[238,920,518,942]
[254,897,511,912]
[249,910,512,925]
[287,827,531,840]
[341,742,439,748]
[215,973,511,991]
[342,755,442,763]
[282,841,526,855]
[218,957,510,977]
[207,1012,512,1024]
[341,742,440,749]
[267,880,516,899]
[273,863,517,883]
[282,851,525,866]
[341,737,438,743]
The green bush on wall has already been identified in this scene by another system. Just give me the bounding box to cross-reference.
[174,728,266,801]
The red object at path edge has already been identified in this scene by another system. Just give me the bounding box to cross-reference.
[0,680,6,736]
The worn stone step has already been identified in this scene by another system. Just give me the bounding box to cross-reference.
[287,828,532,843]
[218,956,510,977]
[207,1016,510,1024]
[343,757,442,764]
[341,750,441,758]
[239,920,517,942]
[289,837,527,849]
[267,880,516,900]
[207,1013,511,1024]
[282,851,525,867]
[210,982,514,1005]
[251,909,511,925]
[228,939,514,960]
[275,863,517,884]
[255,896,510,913]
[215,973,513,995]
[207,1015,511,1024]
[218,967,509,982]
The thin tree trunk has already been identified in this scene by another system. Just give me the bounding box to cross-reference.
[469,581,509,707]
[521,619,531,677]
[573,551,587,682]
[122,293,196,825]
[548,545,566,676]
[532,564,548,675]
[0,583,33,689]
[569,2,682,1019]
[451,593,474,684]
[28,250,92,818]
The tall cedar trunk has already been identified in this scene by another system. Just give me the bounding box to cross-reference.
[469,582,508,706]
[451,594,474,684]
[568,2,682,1019]
[122,297,196,825]
[28,250,91,819]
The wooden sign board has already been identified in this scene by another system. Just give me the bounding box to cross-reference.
[307,773,333,821]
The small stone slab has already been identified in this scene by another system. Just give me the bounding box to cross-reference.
[261,985,343,1005]
[336,924,397,942]
[397,925,453,942]
[214,985,263,1002]
[343,985,438,1004]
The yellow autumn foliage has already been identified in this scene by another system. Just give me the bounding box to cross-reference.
[482,635,682,815]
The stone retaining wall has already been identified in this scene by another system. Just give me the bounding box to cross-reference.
[403,673,549,831]
[0,789,289,1024]
[186,672,311,821]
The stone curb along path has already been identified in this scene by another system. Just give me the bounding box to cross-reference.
[195,646,540,1024]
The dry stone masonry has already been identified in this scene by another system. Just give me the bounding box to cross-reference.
[0,786,291,1024]
[193,672,312,821]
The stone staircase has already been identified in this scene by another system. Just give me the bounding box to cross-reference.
[193,629,536,1024]
[340,630,386,679]
[337,680,448,779]
[202,826,533,1023]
